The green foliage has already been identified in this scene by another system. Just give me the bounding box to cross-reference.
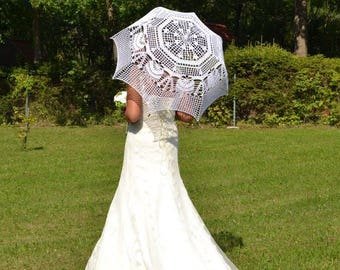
[1,1,339,126]
[13,105,36,149]
[0,0,32,43]
[6,68,37,148]
[1,0,339,72]
[309,0,340,57]
[101,109,126,126]
[0,70,12,122]
[292,55,340,125]
[9,68,34,97]
[55,60,118,125]
[205,45,340,127]
[2,66,58,124]
[0,62,119,126]
[1,45,338,127]
[206,96,232,126]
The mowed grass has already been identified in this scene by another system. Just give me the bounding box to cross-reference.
[0,125,339,270]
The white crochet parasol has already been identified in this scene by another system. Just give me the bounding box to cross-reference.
[111,7,228,120]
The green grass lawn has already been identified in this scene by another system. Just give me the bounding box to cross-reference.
[0,125,339,270]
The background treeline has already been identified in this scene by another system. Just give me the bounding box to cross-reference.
[0,0,339,126]
[2,45,339,126]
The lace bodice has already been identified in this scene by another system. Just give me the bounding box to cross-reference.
[128,103,178,142]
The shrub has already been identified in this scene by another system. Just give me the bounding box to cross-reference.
[0,60,121,126]
[204,45,340,126]
[1,45,338,127]
[206,96,232,126]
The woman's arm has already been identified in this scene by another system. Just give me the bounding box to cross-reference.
[125,85,142,123]
[176,111,194,123]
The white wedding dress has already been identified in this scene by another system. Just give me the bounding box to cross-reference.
[85,104,238,270]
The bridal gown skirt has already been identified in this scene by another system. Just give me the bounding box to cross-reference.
[86,118,238,270]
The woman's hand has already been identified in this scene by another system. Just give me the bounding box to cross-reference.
[125,85,142,123]
[176,111,194,123]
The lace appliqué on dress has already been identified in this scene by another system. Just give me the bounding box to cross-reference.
[129,103,177,142]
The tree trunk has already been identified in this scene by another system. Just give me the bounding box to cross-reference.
[105,0,115,62]
[234,2,243,46]
[23,92,30,149]
[294,0,308,57]
[105,0,114,28]
[32,6,42,63]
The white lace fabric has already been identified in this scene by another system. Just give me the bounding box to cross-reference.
[111,6,229,120]
[129,103,177,142]
[85,104,238,270]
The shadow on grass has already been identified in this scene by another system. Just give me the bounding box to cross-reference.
[212,230,244,252]
[24,146,44,151]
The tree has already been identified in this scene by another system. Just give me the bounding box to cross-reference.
[32,5,42,63]
[308,0,340,57]
[294,0,308,56]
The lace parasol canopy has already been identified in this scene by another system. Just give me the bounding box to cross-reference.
[111,7,228,120]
